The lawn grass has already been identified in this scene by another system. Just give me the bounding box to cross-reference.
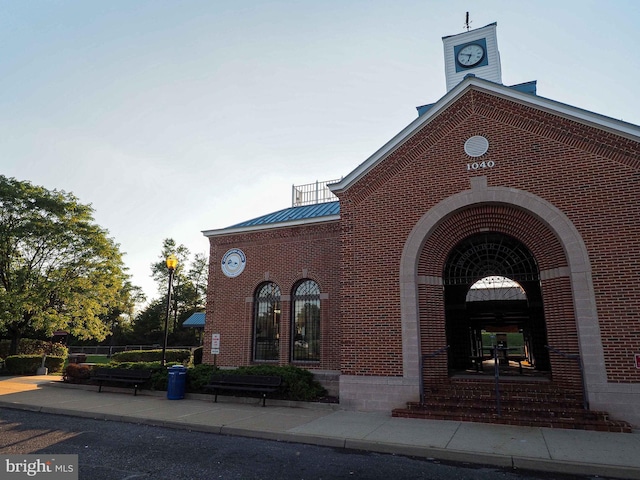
[85,355,111,364]
[481,332,524,348]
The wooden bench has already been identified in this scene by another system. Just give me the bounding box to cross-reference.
[92,368,152,396]
[204,374,282,406]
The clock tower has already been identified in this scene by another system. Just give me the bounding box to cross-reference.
[443,22,502,91]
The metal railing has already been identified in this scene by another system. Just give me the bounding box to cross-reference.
[292,179,340,207]
[546,345,588,410]
[418,344,587,416]
[419,345,450,403]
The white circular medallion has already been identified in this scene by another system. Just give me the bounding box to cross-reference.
[221,248,246,278]
[464,135,489,157]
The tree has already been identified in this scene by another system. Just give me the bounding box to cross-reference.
[0,175,135,354]
[134,238,208,346]
[101,280,145,346]
[130,298,165,344]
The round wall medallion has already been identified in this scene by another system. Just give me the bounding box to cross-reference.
[464,135,489,157]
[221,248,246,278]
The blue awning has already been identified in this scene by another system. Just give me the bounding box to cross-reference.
[183,312,205,328]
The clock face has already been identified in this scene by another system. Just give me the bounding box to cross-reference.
[457,43,485,68]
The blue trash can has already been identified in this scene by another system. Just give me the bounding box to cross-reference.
[167,365,187,400]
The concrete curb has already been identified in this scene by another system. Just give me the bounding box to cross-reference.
[511,457,640,480]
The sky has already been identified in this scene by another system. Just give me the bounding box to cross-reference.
[2,0,639,303]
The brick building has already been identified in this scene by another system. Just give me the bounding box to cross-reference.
[202,24,640,428]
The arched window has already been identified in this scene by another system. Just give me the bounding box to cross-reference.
[253,282,281,362]
[291,280,320,362]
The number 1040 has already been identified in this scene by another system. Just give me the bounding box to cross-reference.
[467,160,495,171]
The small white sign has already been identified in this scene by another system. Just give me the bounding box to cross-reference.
[211,333,220,355]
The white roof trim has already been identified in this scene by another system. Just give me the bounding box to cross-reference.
[329,76,640,194]
[202,214,340,238]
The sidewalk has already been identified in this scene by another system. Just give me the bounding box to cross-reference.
[1,375,639,479]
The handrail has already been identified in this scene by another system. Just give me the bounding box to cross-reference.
[422,345,450,359]
[419,345,449,403]
[545,345,588,410]
[545,345,579,360]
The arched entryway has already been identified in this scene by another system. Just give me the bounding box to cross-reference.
[341,182,607,414]
[406,189,590,396]
[443,232,551,376]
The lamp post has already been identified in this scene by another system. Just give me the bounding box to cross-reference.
[161,254,178,367]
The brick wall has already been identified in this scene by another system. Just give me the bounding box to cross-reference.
[338,88,640,383]
[203,221,341,371]
[203,86,639,392]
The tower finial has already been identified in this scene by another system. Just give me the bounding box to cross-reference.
[465,12,471,32]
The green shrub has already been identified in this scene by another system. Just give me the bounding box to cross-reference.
[186,364,216,392]
[34,359,326,402]
[110,349,191,364]
[63,363,93,383]
[6,355,42,375]
[45,356,66,373]
[232,365,326,401]
[4,355,65,375]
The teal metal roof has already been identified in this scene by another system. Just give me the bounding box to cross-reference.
[183,312,205,328]
[229,201,340,228]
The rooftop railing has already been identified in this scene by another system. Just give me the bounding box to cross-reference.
[292,179,341,207]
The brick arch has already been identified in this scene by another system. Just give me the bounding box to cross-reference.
[399,180,606,407]
[418,204,567,277]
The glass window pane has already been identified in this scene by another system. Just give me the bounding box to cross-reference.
[292,280,320,362]
[254,282,281,361]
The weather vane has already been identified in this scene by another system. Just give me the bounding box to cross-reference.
[464,12,471,31]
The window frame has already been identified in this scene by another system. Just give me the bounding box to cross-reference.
[252,282,281,362]
[290,279,321,363]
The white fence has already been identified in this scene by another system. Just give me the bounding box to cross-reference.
[292,179,340,207]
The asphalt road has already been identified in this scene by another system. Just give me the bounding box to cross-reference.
[0,408,614,480]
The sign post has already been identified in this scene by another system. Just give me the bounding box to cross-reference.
[211,334,220,369]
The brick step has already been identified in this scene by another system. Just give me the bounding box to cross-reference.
[405,401,609,421]
[427,380,584,402]
[441,388,582,397]
[447,380,581,394]
[392,408,633,433]
[422,394,584,408]
[404,379,633,432]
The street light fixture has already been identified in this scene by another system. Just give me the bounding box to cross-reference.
[161,254,178,367]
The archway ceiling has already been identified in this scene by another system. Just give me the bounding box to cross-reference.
[444,233,539,286]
